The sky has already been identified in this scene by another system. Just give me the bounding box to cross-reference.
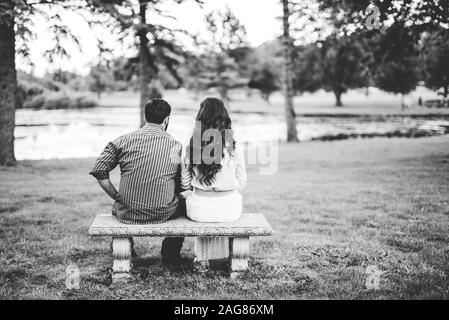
[20,0,282,76]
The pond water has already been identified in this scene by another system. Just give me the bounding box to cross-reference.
[15,107,449,160]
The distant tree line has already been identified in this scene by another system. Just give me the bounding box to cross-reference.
[32,22,447,110]
[311,0,449,107]
[249,23,448,109]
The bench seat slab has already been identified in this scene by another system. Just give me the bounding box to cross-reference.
[89,213,273,237]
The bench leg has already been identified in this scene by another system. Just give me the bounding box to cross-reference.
[195,237,229,263]
[229,236,249,279]
[112,237,132,283]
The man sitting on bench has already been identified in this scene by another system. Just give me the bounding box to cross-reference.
[89,99,184,266]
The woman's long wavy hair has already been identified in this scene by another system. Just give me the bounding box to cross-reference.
[187,97,236,186]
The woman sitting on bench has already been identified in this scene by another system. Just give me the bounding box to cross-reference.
[181,97,247,223]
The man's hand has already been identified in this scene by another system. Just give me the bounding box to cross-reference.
[114,192,123,203]
[178,190,192,200]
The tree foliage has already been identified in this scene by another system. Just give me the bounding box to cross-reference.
[421,27,449,102]
[373,26,419,100]
[87,63,112,98]
[317,0,449,33]
[0,0,87,165]
[321,35,371,106]
[316,0,445,106]
[292,33,371,106]
[203,6,248,53]
[88,0,194,84]
[186,6,249,103]
[87,0,201,125]
[248,64,280,103]
[3,0,86,63]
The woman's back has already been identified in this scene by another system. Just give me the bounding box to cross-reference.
[181,142,246,192]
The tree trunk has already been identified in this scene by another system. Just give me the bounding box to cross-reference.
[334,90,343,107]
[443,85,448,106]
[138,0,151,128]
[219,87,230,106]
[281,0,299,142]
[0,9,16,166]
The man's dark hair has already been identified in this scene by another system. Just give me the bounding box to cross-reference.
[145,99,171,124]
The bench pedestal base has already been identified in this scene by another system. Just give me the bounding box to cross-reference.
[229,236,250,279]
[110,236,250,280]
[112,237,133,283]
[193,236,249,277]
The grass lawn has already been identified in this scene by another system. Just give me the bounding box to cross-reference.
[1,136,449,299]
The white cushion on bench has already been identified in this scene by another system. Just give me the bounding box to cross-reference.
[88,213,273,237]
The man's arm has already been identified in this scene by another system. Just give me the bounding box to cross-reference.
[96,178,122,202]
[89,140,121,200]
[180,145,193,191]
[172,142,187,195]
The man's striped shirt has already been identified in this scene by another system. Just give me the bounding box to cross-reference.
[89,123,182,224]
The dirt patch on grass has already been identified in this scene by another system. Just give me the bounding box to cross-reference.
[0,204,22,214]
[386,237,424,253]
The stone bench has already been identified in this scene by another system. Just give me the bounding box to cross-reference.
[88,213,273,282]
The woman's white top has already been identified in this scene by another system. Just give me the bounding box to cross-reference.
[180,142,247,191]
